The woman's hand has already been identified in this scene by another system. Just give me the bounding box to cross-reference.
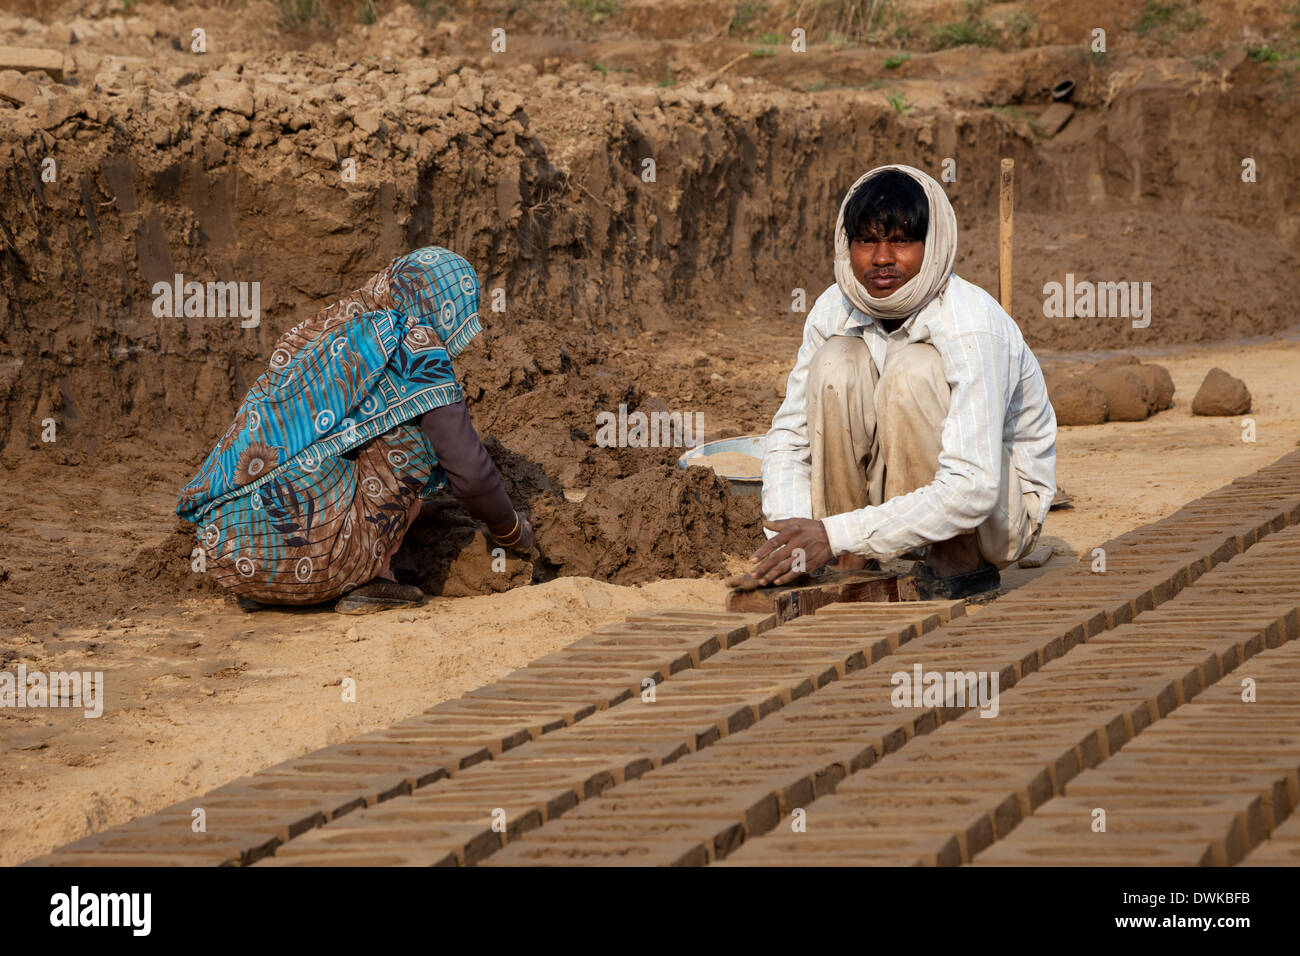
[508,513,535,555]
[490,511,535,557]
[750,517,834,586]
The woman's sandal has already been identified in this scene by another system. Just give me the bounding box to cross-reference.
[335,577,427,615]
[904,561,1001,601]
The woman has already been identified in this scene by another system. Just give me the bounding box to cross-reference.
[177,246,534,614]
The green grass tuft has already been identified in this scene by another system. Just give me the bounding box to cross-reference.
[729,0,765,36]
[572,0,622,25]
[927,0,997,51]
[1135,1,1207,41]
[273,0,325,28]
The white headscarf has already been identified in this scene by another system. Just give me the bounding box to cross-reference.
[833,164,958,321]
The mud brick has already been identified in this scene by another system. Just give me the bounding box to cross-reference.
[717,847,926,866]
[823,806,997,861]
[1058,791,1267,836]
[47,825,277,866]
[728,831,962,867]
[97,790,331,841]
[817,597,963,621]
[258,749,450,792]
[625,609,772,632]
[204,773,390,817]
[462,681,627,705]
[490,838,709,866]
[890,736,1081,793]
[514,812,752,862]
[850,762,1055,815]
[570,632,723,665]
[974,832,1215,866]
[325,802,546,841]
[420,697,572,719]
[362,729,501,759]
[488,811,736,851]
[240,761,414,803]
[531,647,692,674]
[398,786,581,823]
[995,797,1251,865]
[276,818,501,866]
[845,786,1025,841]
[1244,838,1300,864]
[1086,750,1290,782]
[502,668,662,702]
[25,850,248,867]
[1243,811,1300,864]
[1064,769,1289,812]
[257,846,457,866]
[687,739,862,774]
[762,726,902,763]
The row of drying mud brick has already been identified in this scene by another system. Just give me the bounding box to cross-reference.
[26,449,1300,866]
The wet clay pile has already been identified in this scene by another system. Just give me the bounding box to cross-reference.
[125,520,222,596]
[390,351,766,590]
[529,465,762,585]
[1045,355,1176,426]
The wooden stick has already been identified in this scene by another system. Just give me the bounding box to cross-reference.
[705,52,750,84]
[998,157,1014,314]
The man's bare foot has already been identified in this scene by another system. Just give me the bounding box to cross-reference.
[925,532,984,577]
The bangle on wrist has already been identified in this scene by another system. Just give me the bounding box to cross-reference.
[493,512,522,545]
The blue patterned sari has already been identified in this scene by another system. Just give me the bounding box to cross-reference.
[176,247,483,603]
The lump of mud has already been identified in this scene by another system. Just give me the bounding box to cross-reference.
[396,461,763,591]
[1091,367,1152,422]
[1135,363,1175,410]
[125,520,220,595]
[531,464,764,585]
[1049,376,1107,425]
[457,320,681,489]
[398,526,533,597]
[1191,368,1251,416]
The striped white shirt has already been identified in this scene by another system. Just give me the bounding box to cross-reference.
[762,275,1057,558]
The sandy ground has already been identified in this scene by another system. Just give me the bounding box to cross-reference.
[2,335,1296,866]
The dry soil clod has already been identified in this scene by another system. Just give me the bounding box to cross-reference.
[1191,367,1252,416]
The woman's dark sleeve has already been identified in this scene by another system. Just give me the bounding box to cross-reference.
[418,401,517,536]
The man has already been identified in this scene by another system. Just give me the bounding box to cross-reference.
[751,164,1057,598]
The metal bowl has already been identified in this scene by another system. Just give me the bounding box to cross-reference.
[678,434,765,497]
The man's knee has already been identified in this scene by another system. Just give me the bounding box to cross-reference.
[877,343,946,411]
[808,336,872,398]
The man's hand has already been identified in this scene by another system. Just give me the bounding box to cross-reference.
[749,517,834,586]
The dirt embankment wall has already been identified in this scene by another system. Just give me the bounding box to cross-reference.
[3,50,1300,465]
